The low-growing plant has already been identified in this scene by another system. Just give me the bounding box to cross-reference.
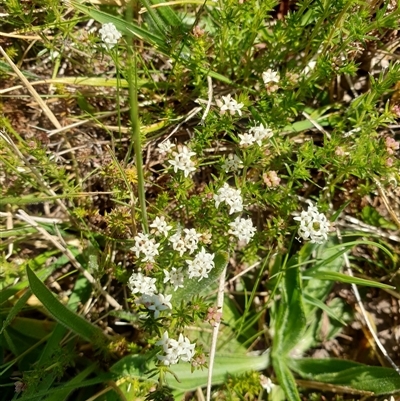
[1,0,400,400]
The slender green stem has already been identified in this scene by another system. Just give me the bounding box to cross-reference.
[126,1,148,233]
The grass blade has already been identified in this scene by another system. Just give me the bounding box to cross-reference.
[26,266,108,347]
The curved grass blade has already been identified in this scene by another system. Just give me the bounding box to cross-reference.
[290,358,400,395]
[26,266,108,347]
[309,271,394,289]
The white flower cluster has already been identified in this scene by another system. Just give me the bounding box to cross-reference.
[98,23,122,49]
[216,94,244,116]
[228,217,256,244]
[156,332,196,365]
[239,123,273,147]
[294,201,330,244]
[168,145,196,177]
[137,293,172,318]
[128,271,157,296]
[213,183,243,214]
[150,216,172,237]
[221,154,243,173]
[131,233,160,263]
[163,267,185,291]
[186,247,215,280]
[169,227,202,256]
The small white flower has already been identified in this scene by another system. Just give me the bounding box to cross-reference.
[238,133,256,147]
[262,68,280,84]
[294,200,330,244]
[229,216,256,244]
[169,333,196,362]
[150,216,172,237]
[186,247,215,281]
[249,123,273,146]
[156,331,170,352]
[213,183,243,214]
[221,154,243,172]
[130,233,160,263]
[183,228,202,254]
[146,293,172,318]
[156,332,196,365]
[98,22,122,49]
[260,375,275,394]
[168,145,196,177]
[163,267,185,291]
[216,94,244,116]
[169,232,187,256]
[157,139,175,155]
[128,272,157,296]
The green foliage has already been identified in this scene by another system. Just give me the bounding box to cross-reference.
[2,0,400,399]
[26,266,109,348]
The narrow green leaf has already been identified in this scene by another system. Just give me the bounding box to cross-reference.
[272,256,306,355]
[16,376,111,401]
[0,226,36,238]
[140,0,171,37]
[111,351,270,391]
[1,290,31,335]
[42,364,97,401]
[290,358,400,395]
[26,266,108,347]
[147,0,183,29]
[303,294,347,326]
[309,271,394,289]
[272,358,301,401]
[172,251,229,306]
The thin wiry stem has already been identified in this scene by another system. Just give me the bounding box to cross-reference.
[126,2,148,233]
[206,264,227,401]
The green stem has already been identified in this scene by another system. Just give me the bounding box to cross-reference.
[126,1,148,233]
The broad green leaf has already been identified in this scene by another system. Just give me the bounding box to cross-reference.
[290,358,400,395]
[272,358,301,401]
[309,271,394,289]
[26,266,108,347]
[111,351,270,391]
[172,251,229,306]
[301,238,344,318]
[272,256,306,355]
